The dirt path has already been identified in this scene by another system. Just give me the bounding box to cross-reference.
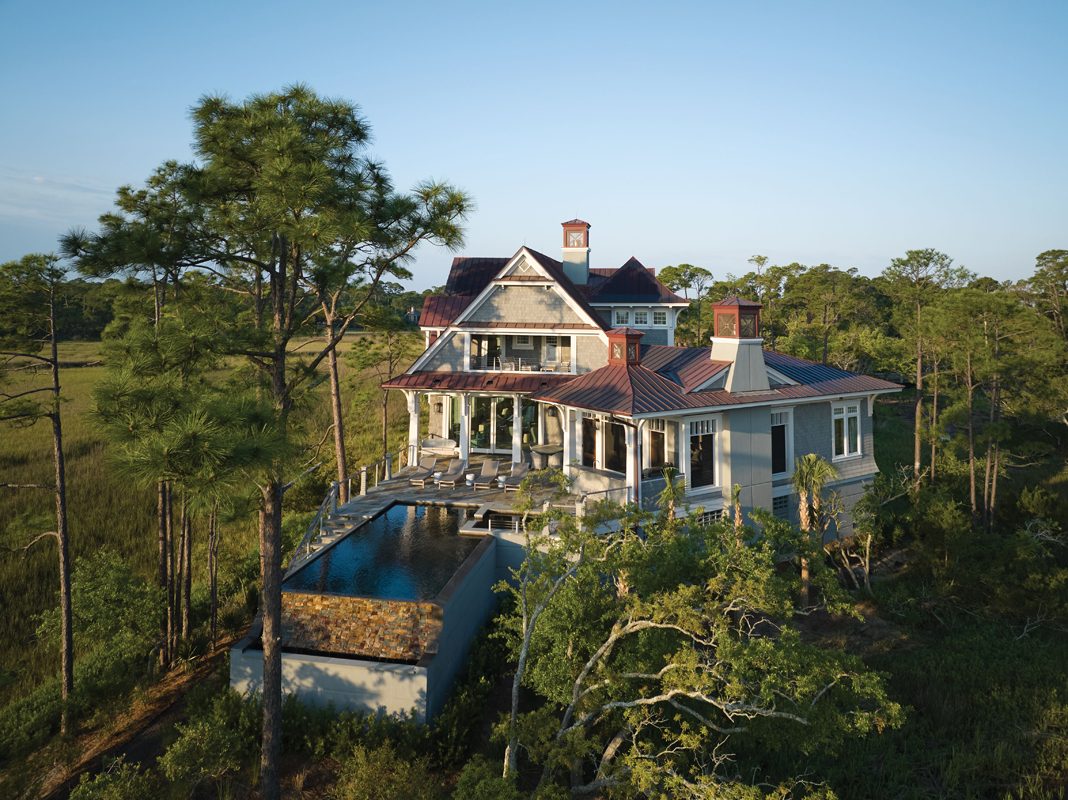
[34,639,234,800]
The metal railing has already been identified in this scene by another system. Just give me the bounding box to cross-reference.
[470,356,572,373]
[288,445,413,569]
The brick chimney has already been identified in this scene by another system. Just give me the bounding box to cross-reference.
[561,219,590,285]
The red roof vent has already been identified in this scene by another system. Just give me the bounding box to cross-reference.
[607,327,644,366]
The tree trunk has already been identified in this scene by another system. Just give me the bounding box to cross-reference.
[258,480,284,800]
[49,319,73,734]
[967,355,978,526]
[209,504,219,646]
[165,483,175,663]
[930,359,939,487]
[157,482,166,588]
[181,497,192,639]
[326,313,348,504]
[913,302,923,495]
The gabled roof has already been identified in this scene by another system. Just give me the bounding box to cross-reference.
[586,258,687,304]
[521,248,611,332]
[443,257,509,296]
[527,364,697,416]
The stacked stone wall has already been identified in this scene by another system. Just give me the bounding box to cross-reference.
[281,592,441,662]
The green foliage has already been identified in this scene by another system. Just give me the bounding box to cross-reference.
[453,756,528,800]
[35,549,163,654]
[68,756,161,800]
[333,742,448,800]
[159,716,248,784]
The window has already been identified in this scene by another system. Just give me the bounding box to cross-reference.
[648,419,667,470]
[832,403,860,459]
[634,310,648,326]
[772,495,790,520]
[653,310,667,326]
[695,509,725,524]
[689,418,717,489]
[513,334,533,350]
[604,421,627,474]
[582,415,597,468]
[771,409,792,475]
[615,310,629,326]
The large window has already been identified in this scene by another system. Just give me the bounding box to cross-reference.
[771,409,792,475]
[634,310,648,326]
[689,418,717,489]
[582,415,597,468]
[604,421,627,474]
[648,419,666,470]
[832,403,860,459]
[653,310,667,326]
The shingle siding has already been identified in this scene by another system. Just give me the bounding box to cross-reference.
[576,336,608,375]
[420,332,465,371]
[466,286,586,325]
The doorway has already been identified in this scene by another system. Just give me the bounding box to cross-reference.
[471,396,516,455]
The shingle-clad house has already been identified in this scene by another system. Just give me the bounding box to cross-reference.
[384,220,901,533]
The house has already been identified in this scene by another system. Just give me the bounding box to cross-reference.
[384,219,902,534]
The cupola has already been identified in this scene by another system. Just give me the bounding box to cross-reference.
[607,327,644,367]
[709,297,769,393]
[561,219,590,285]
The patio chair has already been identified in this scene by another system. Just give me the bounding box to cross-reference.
[473,460,499,490]
[555,361,571,373]
[503,461,530,492]
[408,456,438,488]
[437,458,467,489]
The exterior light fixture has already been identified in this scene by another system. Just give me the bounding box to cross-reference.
[435,402,443,413]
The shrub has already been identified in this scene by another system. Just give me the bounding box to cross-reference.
[158,718,247,784]
[68,756,160,800]
[333,742,447,800]
[453,756,527,800]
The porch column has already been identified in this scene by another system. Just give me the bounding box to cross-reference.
[561,407,573,480]
[462,333,472,372]
[512,394,522,463]
[406,391,421,462]
[537,403,546,445]
[458,395,471,461]
[625,424,637,504]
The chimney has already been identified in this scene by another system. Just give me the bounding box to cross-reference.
[561,219,590,285]
[708,297,769,393]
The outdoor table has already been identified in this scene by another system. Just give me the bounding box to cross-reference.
[531,444,564,470]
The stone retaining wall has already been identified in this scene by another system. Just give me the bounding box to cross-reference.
[281,593,440,662]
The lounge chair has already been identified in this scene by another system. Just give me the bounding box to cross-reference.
[408,456,438,488]
[437,459,467,489]
[473,460,499,490]
[503,461,530,492]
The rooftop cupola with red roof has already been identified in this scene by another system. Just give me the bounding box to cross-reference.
[709,297,769,393]
[607,327,644,366]
[561,219,590,285]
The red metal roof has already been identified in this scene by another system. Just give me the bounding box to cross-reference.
[678,359,730,392]
[456,321,598,330]
[712,296,762,308]
[419,295,473,328]
[443,257,509,297]
[382,371,576,394]
[561,218,590,226]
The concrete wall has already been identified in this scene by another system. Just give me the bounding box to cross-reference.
[420,332,465,372]
[718,407,773,522]
[466,286,585,325]
[231,535,499,723]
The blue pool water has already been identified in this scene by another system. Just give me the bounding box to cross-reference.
[282,504,480,601]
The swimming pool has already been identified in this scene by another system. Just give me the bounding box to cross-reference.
[282,504,481,601]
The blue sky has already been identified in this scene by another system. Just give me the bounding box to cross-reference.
[1,0,1065,288]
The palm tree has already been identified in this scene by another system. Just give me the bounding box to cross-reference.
[790,454,839,608]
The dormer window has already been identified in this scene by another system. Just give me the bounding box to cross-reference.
[615,310,629,326]
[653,310,667,326]
[634,310,648,326]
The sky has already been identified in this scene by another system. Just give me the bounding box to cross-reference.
[1,0,1065,289]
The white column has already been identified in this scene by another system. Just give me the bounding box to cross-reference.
[537,403,546,445]
[458,395,471,461]
[463,332,472,372]
[625,424,637,504]
[512,395,522,463]
[561,408,573,480]
[406,391,421,459]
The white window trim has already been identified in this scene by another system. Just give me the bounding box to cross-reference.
[652,310,668,327]
[614,309,630,326]
[634,310,649,327]
[685,413,722,493]
[512,334,534,350]
[770,406,794,477]
[831,401,862,461]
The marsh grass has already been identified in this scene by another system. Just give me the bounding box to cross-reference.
[0,336,416,708]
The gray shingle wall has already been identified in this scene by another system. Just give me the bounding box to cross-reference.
[576,336,608,374]
[791,398,877,482]
[420,332,465,371]
[640,328,669,346]
[466,286,585,324]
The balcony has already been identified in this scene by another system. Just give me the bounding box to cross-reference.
[472,355,572,373]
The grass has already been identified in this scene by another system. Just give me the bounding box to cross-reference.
[0,335,418,710]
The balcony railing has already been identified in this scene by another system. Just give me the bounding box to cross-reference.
[471,356,572,373]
